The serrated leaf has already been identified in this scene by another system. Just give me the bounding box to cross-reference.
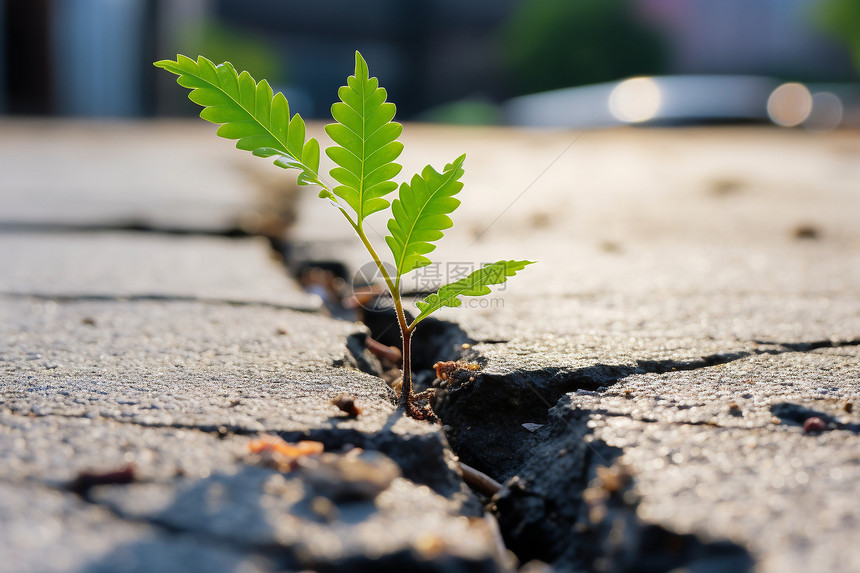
[385,154,466,279]
[413,260,535,324]
[324,51,403,223]
[154,55,322,187]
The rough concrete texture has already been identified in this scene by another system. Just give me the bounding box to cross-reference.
[288,124,859,571]
[0,232,319,310]
[1,296,382,433]
[0,293,477,500]
[3,119,859,572]
[0,481,270,573]
[0,121,264,233]
[0,294,496,570]
[0,121,501,572]
[0,412,496,572]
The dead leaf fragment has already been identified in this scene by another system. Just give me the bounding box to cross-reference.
[247,435,324,472]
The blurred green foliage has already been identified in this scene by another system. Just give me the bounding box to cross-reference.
[501,0,666,95]
[175,19,284,84]
[420,99,501,125]
[818,0,860,75]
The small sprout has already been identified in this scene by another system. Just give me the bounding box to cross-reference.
[155,52,533,420]
[802,416,827,433]
[332,393,362,417]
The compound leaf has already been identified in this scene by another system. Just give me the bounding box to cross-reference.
[413,260,535,324]
[154,54,323,188]
[325,51,403,223]
[385,154,466,280]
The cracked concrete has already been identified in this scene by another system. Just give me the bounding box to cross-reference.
[398,127,860,572]
[2,120,859,572]
[0,121,501,573]
[291,124,860,571]
[0,121,262,233]
[0,481,271,573]
[0,232,320,310]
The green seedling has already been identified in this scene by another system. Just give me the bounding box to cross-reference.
[155,52,534,419]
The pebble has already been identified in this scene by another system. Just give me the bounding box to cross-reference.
[803,417,827,433]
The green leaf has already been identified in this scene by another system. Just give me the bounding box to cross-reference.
[385,155,466,280]
[324,51,403,223]
[154,54,322,187]
[413,260,535,324]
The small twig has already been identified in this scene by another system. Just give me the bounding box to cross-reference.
[459,461,502,496]
[68,464,136,496]
[364,335,402,364]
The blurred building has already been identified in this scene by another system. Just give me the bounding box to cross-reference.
[636,0,855,80]
[1,0,158,116]
[0,0,855,119]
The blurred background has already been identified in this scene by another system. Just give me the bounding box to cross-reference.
[1,0,859,129]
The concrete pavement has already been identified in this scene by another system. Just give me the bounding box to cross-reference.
[1,119,859,572]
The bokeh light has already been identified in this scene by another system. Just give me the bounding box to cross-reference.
[803,92,844,131]
[609,77,662,123]
[767,82,813,127]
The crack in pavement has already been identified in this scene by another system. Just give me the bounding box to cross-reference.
[0,407,260,437]
[0,220,259,238]
[0,292,319,313]
[431,335,858,569]
[470,336,860,423]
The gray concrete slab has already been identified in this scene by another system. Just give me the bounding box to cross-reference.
[287,125,860,571]
[288,125,860,269]
[4,119,859,572]
[0,297,387,432]
[0,412,497,572]
[512,351,859,572]
[0,118,502,573]
[0,481,270,573]
[0,232,320,310]
[0,293,498,570]
[0,120,262,233]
